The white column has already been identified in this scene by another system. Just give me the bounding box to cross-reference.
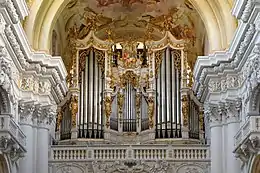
[210,121,223,173]
[36,108,53,173]
[207,105,223,173]
[36,126,49,173]
[226,102,241,173]
[18,104,35,173]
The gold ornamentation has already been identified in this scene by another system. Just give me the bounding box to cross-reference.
[56,110,63,131]
[135,93,141,121]
[119,71,139,88]
[181,95,189,127]
[70,95,78,128]
[104,96,113,128]
[117,93,124,117]
[147,96,154,129]
[155,50,164,76]
[172,49,181,72]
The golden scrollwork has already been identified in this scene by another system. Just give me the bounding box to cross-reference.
[119,71,139,88]
[117,93,124,115]
[172,49,181,72]
[70,95,78,128]
[135,93,141,120]
[104,96,113,128]
[56,110,63,131]
[94,49,105,73]
[155,50,164,76]
[181,95,189,127]
[147,96,154,129]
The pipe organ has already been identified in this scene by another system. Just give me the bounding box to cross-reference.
[78,49,105,138]
[56,31,204,143]
[155,48,182,138]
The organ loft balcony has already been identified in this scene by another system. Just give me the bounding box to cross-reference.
[54,27,205,145]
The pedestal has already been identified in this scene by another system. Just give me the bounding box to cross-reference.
[36,126,49,173]
[210,122,223,173]
[71,128,78,139]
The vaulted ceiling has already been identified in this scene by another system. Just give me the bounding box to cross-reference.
[23,0,236,59]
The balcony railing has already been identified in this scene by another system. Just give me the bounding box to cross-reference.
[49,144,210,161]
[234,116,260,148]
[0,114,26,152]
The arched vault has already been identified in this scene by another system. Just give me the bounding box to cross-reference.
[23,0,236,55]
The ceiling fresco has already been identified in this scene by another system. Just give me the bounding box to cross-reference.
[54,0,206,71]
[63,0,201,41]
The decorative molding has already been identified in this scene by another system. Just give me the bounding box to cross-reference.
[0,0,19,23]
[92,160,170,173]
[19,76,51,94]
[241,0,254,22]
[195,23,256,100]
[242,45,260,106]
[0,53,11,94]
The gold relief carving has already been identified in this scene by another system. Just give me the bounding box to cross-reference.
[70,95,78,128]
[147,96,154,129]
[181,95,189,127]
[104,96,113,128]
[119,71,139,88]
[135,93,141,120]
[94,49,105,73]
[117,93,124,117]
[172,49,181,72]
[56,110,63,131]
[155,50,164,76]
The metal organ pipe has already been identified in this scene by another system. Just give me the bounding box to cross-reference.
[86,53,89,137]
[77,49,104,139]
[155,48,182,138]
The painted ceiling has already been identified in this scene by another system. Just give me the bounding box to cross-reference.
[55,0,205,70]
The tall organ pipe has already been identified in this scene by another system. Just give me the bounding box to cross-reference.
[91,50,95,138]
[155,48,182,138]
[77,49,104,139]
[170,51,173,138]
[86,52,90,138]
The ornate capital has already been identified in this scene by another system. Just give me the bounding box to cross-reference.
[37,107,55,128]
[18,102,35,124]
[225,100,239,122]
[204,103,222,126]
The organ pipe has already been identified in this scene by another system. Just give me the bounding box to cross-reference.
[77,48,105,139]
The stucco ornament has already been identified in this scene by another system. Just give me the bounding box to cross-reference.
[0,56,11,93]
[243,45,260,103]
[92,160,170,173]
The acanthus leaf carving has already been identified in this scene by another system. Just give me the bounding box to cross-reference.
[243,45,260,104]
[0,0,19,23]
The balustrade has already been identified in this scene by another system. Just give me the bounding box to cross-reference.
[50,144,209,161]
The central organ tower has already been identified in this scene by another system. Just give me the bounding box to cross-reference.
[56,28,203,144]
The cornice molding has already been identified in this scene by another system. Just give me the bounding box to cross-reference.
[0,10,68,103]
[194,6,260,102]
